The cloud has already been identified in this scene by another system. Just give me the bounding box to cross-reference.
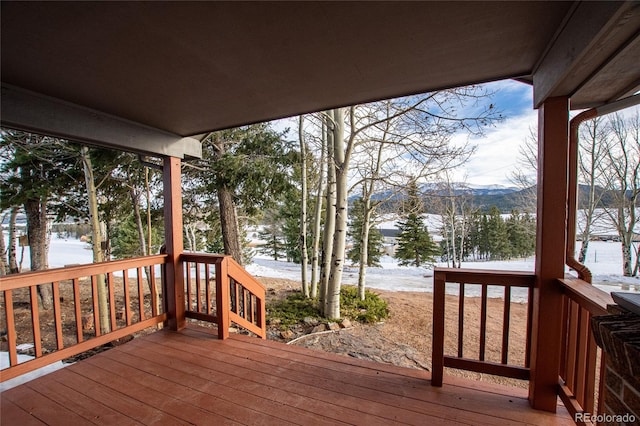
[451,82,537,186]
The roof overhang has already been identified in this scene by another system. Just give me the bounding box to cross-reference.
[1,1,639,156]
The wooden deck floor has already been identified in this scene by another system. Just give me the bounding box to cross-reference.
[1,325,574,425]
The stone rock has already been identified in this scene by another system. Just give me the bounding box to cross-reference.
[280,329,294,339]
[303,316,319,326]
[292,326,430,371]
[327,322,340,331]
[311,324,327,333]
[340,319,352,328]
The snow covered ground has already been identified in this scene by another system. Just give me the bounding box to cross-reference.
[247,240,639,303]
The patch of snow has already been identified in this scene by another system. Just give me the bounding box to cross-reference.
[0,352,68,392]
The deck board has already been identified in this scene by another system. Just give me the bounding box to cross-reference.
[1,325,574,425]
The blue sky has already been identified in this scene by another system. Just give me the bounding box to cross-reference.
[449,80,536,186]
[273,79,538,187]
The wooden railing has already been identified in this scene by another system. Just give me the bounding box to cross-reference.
[182,253,266,339]
[0,255,168,382]
[431,268,535,386]
[558,277,612,423]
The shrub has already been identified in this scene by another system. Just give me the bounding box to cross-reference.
[340,286,389,323]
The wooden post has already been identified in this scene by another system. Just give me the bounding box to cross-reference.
[431,269,446,386]
[216,257,230,340]
[163,156,185,331]
[529,96,569,411]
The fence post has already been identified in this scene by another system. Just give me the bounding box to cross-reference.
[431,269,446,386]
[163,156,185,331]
[216,257,230,340]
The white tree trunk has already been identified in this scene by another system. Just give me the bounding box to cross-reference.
[299,115,309,297]
[358,194,371,300]
[319,115,336,311]
[326,108,346,319]
[310,121,326,298]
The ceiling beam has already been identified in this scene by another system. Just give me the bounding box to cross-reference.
[1,84,201,159]
[533,1,640,108]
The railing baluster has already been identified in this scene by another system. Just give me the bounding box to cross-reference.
[574,308,590,407]
[91,275,101,336]
[525,286,534,368]
[235,280,241,314]
[137,267,145,321]
[4,290,18,366]
[52,281,64,350]
[457,283,465,358]
[479,284,488,362]
[195,262,201,313]
[150,265,158,317]
[186,261,192,311]
[108,272,116,332]
[502,286,511,365]
[205,263,211,315]
[29,285,43,357]
[123,271,132,326]
[566,301,579,391]
[73,278,83,343]
[584,329,598,413]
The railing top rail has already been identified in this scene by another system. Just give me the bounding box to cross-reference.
[558,277,613,316]
[434,267,535,287]
[181,252,225,264]
[0,254,169,291]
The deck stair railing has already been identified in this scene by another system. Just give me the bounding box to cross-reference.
[431,268,535,386]
[558,277,612,423]
[181,253,266,339]
[0,255,168,382]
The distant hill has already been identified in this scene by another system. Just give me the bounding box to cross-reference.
[363,183,636,214]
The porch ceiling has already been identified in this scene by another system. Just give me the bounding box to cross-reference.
[1,2,640,153]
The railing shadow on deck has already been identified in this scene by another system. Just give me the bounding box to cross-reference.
[181,253,266,339]
[431,267,535,387]
[0,255,168,382]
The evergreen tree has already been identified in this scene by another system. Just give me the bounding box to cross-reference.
[486,206,511,260]
[395,214,439,267]
[506,210,536,258]
[394,183,439,267]
[191,124,297,264]
[257,215,287,261]
[347,198,384,267]
[111,213,164,259]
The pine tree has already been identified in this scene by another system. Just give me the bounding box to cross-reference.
[394,183,439,267]
[487,206,511,260]
[395,214,439,267]
[257,211,286,261]
[347,198,384,267]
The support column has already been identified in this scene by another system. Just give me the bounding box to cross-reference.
[163,156,185,331]
[529,96,569,411]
